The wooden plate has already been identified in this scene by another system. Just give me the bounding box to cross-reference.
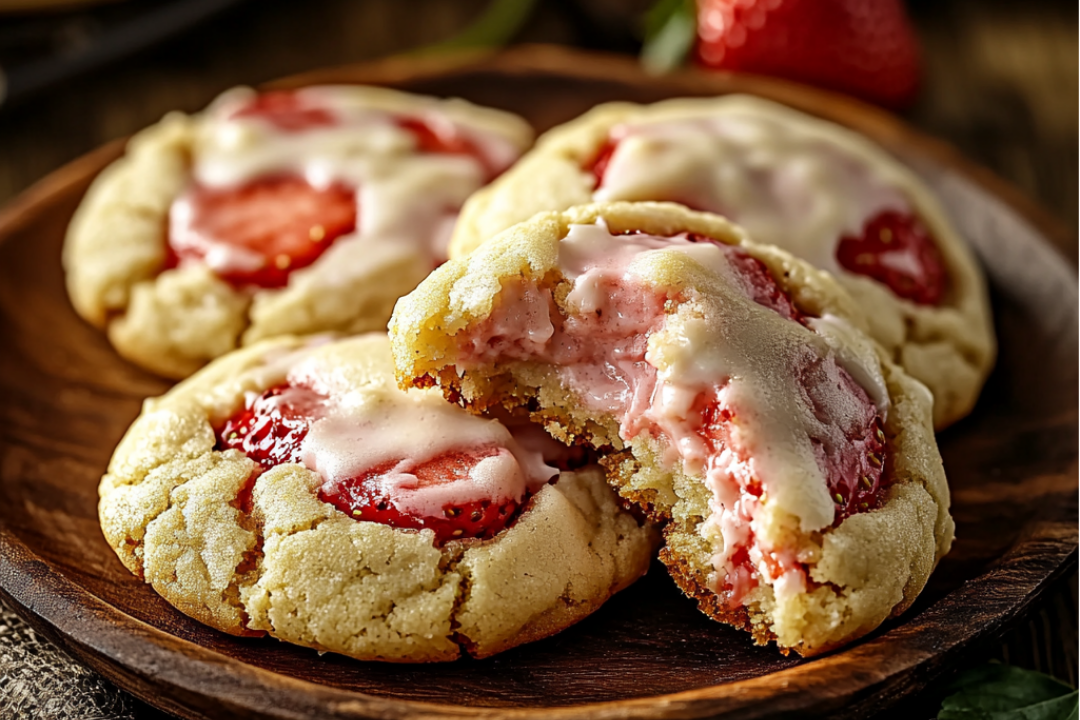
[0,46,1076,720]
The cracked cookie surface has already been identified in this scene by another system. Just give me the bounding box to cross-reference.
[448,95,993,428]
[98,333,657,661]
[65,85,533,379]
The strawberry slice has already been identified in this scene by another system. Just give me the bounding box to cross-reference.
[694,0,921,110]
[168,175,358,289]
[396,116,473,155]
[230,90,337,132]
[217,383,524,543]
[698,379,886,528]
[693,256,889,524]
[319,449,523,544]
[703,240,806,322]
[396,116,497,178]
[832,416,888,520]
[230,92,486,166]
[835,210,946,305]
[586,137,618,188]
[592,141,946,306]
[218,383,329,470]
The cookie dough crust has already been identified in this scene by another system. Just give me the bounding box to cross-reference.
[448,95,994,428]
[99,334,656,661]
[65,87,534,379]
[391,201,953,655]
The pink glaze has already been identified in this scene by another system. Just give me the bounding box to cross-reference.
[171,87,526,290]
[230,90,338,132]
[456,224,889,606]
[588,112,948,305]
[218,366,557,542]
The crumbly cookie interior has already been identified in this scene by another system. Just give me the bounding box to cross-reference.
[392,202,953,655]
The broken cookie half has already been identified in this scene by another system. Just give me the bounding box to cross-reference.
[390,201,953,656]
[98,332,656,662]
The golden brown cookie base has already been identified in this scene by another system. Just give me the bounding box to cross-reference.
[99,334,658,662]
[65,87,534,379]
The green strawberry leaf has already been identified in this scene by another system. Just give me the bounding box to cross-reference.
[640,0,697,74]
[416,0,539,54]
[938,664,1078,720]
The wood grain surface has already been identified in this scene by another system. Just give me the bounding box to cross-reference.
[0,46,1076,720]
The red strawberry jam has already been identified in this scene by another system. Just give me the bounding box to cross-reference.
[230,90,337,132]
[836,210,946,305]
[217,383,525,544]
[167,175,358,289]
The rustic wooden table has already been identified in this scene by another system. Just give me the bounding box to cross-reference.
[0,0,1075,717]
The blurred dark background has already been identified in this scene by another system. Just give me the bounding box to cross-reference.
[0,0,1075,718]
[0,0,1076,247]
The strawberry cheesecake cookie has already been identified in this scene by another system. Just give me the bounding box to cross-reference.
[98,333,656,661]
[392,202,953,656]
[449,95,993,428]
[65,85,532,378]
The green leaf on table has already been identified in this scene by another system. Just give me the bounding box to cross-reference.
[640,0,697,74]
[413,0,539,54]
[938,663,1078,720]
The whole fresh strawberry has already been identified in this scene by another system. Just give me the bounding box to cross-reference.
[686,0,921,109]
